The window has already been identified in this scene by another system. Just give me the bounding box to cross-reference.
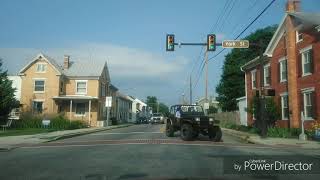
[279,59,287,82]
[36,63,47,72]
[301,49,313,76]
[76,80,87,94]
[296,31,303,43]
[264,64,271,86]
[60,82,64,93]
[34,80,45,92]
[251,70,256,89]
[303,91,315,120]
[75,103,86,115]
[100,83,106,97]
[33,101,43,114]
[281,94,289,120]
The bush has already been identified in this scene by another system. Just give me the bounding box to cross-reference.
[12,114,87,130]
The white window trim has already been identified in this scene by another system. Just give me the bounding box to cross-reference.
[299,45,312,54]
[296,31,303,43]
[33,79,45,93]
[300,46,313,77]
[35,63,47,73]
[279,58,287,83]
[280,94,289,120]
[263,63,271,87]
[75,80,88,95]
[303,92,314,121]
[251,70,256,89]
[301,87,315,93]
[60,81,64,94]
[75,102,86,116]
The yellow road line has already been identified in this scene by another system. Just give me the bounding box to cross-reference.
[160,126,165,133]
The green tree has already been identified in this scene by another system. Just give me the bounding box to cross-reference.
[0,59,19,123]
[216,25,277,111]
[146,96,158,113]
[158,103,169,116]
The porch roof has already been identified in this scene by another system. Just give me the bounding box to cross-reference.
[52,95,99,100]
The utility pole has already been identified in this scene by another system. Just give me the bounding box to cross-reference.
[205,50,208,102]
[157,102,159,113]
[189,75,192,105]
[258,40,267,138]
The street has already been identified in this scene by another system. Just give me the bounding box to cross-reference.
[0,124,319,180]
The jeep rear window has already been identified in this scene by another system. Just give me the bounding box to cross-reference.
[180,106,203,113]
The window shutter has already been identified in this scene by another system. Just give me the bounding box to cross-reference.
[278,62,281,82]
[268,65,271,85]
[311,91,317,119]
[298,54,302,77]
[309,49,314,74]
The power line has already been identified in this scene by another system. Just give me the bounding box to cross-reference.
[192,0,276,91]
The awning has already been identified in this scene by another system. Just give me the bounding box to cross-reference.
[52,96,99,100]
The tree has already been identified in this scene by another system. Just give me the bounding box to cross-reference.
[158,103,169,116]
[0,59,19,123]
[146,96,158,113]
[216,25,277,112]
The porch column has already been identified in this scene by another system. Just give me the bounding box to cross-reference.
[69,100,72,122]
[89,100,91,126]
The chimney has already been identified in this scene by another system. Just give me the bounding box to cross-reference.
[286,0,300,12]
[64,55,70,69]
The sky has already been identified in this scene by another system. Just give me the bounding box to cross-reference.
[1,0,319,106]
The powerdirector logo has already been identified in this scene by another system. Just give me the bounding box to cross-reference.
[224,156,320,175]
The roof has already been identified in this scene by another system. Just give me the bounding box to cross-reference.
[19,53,110,80]
[110,84,118,91]
[117,92,133,102]
[264,12,320,57]
[63,61,107,78]
[19,53,63,75]
[240,56,271,71]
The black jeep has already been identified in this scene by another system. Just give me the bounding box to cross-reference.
[165,104,222,141]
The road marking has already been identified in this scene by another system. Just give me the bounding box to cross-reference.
[159,126,165,133]
[89,132,163,135]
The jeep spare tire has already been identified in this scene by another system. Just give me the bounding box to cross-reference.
[180,123,194,141]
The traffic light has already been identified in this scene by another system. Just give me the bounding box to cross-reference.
[207,34,216,51]
[166,34,175,51]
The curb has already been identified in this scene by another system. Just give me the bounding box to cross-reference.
[221,128,259,144]
[45,124,133,142]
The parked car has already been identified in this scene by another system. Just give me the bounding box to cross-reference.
[150,113,164,124]
[136,117,148,124]
[165,105,222,141]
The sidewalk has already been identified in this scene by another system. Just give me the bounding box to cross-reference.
[222,128,320,149]
[0,124,132,151]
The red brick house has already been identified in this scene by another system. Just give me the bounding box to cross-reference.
[241,0,320,129]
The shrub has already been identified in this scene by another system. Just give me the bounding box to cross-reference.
[67,120,88,130]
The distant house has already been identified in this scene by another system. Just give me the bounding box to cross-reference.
[116,92,133,123]
[8,75,21,101]
[18,53,111,127]
[196,96,221,113]
[241,1,320,129]
[128,96,147,123]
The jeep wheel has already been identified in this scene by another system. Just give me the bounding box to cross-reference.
[193,130,199,138]
[166,123,174,137]
[180,123,194,141]
[209,126,222,142]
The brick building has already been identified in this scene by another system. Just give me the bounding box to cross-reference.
[241,0,320,129]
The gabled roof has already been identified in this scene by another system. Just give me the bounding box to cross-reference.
[18,53,110,81]
[264,12,320,57]
[19,53,63,75]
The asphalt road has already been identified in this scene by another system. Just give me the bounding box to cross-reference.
[0,124,320,180]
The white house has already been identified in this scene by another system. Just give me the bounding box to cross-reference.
[8,75,22,101]
[127,96,147,123]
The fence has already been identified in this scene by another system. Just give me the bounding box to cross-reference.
[210,111,241,126]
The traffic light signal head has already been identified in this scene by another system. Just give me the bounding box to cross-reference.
[166,34,175,51]
[207,34,216,51]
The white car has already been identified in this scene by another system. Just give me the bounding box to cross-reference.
[151,113,164,124]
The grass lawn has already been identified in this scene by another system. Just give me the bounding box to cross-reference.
[0,128,56,137]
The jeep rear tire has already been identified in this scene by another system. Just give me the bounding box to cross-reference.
[180,123,193,141]
[209,126,222,142]
[166,123,174,137]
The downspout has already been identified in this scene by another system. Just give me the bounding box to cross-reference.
[284,30,291,128]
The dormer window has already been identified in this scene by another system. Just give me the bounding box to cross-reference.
[36,63,47,73]
[296,31,303,43]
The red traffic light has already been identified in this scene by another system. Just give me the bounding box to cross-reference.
[207,34,216,51]
[166,34,175,51]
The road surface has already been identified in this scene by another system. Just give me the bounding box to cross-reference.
[0,124,319,180]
